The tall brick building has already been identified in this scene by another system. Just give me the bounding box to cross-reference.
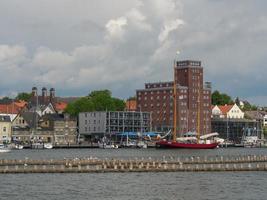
[136,60,212,136]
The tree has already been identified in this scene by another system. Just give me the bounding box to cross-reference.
[242,101,258,111]
[235,97,240,106]
[0,96,13,104]
[113,98,126,111]
[16,92,32,102]
[89,90,115,111]
[65,97,94,116]
[212,90,233,105]
[64,90,126,116]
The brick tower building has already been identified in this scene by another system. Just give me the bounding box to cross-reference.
[136,60,212,136]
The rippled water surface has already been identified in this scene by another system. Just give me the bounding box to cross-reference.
[1,148,267,200]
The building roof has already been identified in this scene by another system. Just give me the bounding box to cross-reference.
[126,99,137,111]
[218,105,234,115]
[0,102,24,114]
[41,113,76,121]
[21,112,40,128]
[245,111,267,120]
[14,100,27,108]
[0,115,11,122]
[54,101,68,111]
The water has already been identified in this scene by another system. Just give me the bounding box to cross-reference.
[1,148,267,200]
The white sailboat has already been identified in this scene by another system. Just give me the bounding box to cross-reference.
[0,144,11,153]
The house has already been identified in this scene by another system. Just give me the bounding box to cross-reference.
[39,113,77,145]
[0,115,12,143]
[54,102,68,114]
[125,99,137,111]
[0,100,27,121]
[245,110,267,127]
[212,104,244,119]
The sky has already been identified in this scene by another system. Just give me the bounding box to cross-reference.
[0,0,267,105]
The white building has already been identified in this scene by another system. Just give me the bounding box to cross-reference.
[212,104,244,119]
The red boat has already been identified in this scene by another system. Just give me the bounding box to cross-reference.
[156,140,219,149]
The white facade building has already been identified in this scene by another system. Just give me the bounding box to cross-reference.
[212,104,244,119]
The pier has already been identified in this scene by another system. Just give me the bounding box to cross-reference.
[1,155,267,173]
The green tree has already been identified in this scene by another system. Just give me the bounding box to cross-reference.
[235,97,240,106]
[113,98,126,111]
[242,101,258,111]
[212,90,233,105]
[0,96,13,104]
[65,97,94,116]
[16,92,32,102]
[89,90,115,111]
[65,90,126,116]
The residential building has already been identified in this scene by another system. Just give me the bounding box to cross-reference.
[0,100,27,121]
[136,60,211,136]
[79,111,151,139]
[0,115,12,143]
[125,99,137,111]
[212,104,244,119]
[12,112,77,145]
[39,114,77,144]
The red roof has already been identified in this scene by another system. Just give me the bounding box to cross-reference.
[126,99,137,111]
[0,103,21,114]
[54,102,68,111]
[14,100,27,108]
[218,105,234,115]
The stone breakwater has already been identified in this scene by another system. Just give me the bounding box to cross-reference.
[1,155,267,173]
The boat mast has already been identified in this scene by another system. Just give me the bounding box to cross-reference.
[197,90,200,143]
[173,60,177,142]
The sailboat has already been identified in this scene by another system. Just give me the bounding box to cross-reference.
[156,61,219,149]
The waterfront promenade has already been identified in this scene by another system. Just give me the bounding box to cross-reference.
[1,154,267,173]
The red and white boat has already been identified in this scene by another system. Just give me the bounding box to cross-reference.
[156,140,218,149]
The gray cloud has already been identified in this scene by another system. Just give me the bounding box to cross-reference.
[0,0,266,105]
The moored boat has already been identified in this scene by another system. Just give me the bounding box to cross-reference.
[0,144,11,153]
[44,143,53,149]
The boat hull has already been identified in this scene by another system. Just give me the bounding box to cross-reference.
[156,141,219,149]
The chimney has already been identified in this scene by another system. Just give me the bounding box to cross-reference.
[50,88,55,102]
[42,87,47,97]
[42,87,47,105]
[32,87,37,97]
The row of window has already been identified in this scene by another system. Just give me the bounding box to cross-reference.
[85,126,100,132]
[84,113,101,118]
[146,83,172,88]
[85,119,100,124]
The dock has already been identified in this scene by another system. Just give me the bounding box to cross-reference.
[1,155,267,173]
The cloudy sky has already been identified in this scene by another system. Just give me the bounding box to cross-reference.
[0,0,267,105]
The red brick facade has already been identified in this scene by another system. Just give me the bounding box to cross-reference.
[136,60,211,136]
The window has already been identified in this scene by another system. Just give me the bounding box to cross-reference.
[85,113,87,117]
[3,127,6,132]
[85,120,87,124]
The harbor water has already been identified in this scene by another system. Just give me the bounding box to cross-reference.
[1,148,267,200]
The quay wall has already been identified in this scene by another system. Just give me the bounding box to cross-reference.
[1,155,267,173]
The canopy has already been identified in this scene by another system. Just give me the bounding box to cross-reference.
[176,137,197,141]
[117,132,158,137]
[200,132,219,140]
